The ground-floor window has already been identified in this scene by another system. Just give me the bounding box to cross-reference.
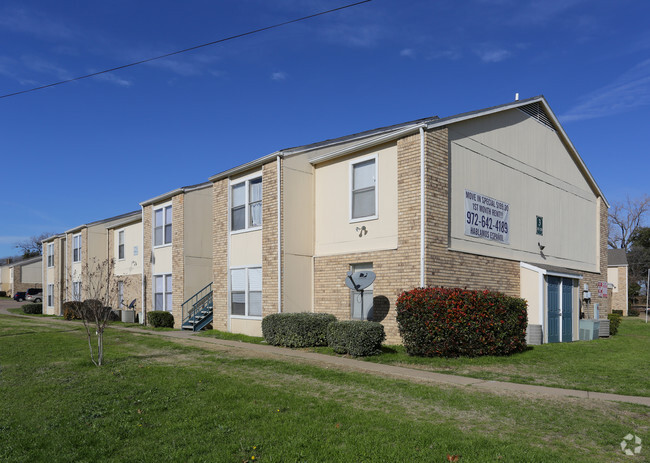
[230,267,262,318]
[47,284,54,308]
[350,262,374,320]
[118,281,124,308]
[72,281,81,301]
[154,274,172,312]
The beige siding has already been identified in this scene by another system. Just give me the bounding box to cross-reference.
[448,109,599,273]
[114,221,143,276]
[183,187,213,300]
[314,142,398,256]
[520,266,541,324]
[20,260,42,284]
[230,231,262,267]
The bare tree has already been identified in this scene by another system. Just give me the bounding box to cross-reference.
[15,232,55,258]
[608,195,650,250]
[68,257,132,366]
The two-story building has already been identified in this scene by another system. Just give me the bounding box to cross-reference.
[206,96,609,344]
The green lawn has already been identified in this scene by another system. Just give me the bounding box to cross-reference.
[0,314,648,462]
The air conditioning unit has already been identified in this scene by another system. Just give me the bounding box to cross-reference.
[579,319,600,341]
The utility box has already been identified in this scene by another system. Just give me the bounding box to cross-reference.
[121,310,135,323]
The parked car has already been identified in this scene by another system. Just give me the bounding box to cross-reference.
[25,288,42,303]
[13,292,26,301]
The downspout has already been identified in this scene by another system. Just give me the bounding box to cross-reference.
[419,126,425,287]
[277,155,282,313]
[140,205,145,325]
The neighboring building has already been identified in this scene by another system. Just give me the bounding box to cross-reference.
[42,211,140,315]
[106,212,143,314]
[42,234,66,315]
[9,256,42,296]
[608,248,628,315]
[208,96,609,344]
[140,182,213,327]
[1,260,12,294]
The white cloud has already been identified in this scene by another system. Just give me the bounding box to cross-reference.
[476,47,511,63]
[271,71,288,81]
[0,235,28,245]
[561,59,650,122]
[322,23,382,48]
[0,7,74,39]
[93,72,132,87]
[400,48,415,58]
[21,55,72,80]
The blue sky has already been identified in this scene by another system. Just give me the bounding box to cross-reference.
[1,0,649,257]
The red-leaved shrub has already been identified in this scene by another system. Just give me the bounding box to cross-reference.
[396,287,527,357]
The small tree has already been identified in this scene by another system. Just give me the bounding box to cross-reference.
[15,232,55,258]
[68,257,132,366]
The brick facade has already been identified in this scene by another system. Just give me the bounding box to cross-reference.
[262,161,279,317]
[142,205,152,316]
[171,194,185,327]
[580,200,610,318]
[212,180,229,331]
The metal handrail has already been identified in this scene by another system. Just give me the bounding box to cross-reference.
[181,282,213,329]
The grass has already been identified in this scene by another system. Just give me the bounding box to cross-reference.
[0,314,648,462]
[198,329,267,344]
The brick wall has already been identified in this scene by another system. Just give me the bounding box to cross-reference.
[212,179,229,331]
[609,266,628,315]
[171,194,185,327]
[262,160,279,317]
[581,200,610,318]
[142,205,152,319]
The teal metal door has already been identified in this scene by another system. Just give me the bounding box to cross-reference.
[547,276,561,343]
[561,278,573,342]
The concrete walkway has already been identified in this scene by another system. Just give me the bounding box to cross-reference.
[2,300,649,407]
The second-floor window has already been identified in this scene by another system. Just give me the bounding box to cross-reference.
[73,234,82,262]
[231,177,262,232]
[118,231,125,260]
[351,157,377,221]
[154,205,172,246]
[47,243,54,268]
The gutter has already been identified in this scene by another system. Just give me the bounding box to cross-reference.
[277,155,282,313]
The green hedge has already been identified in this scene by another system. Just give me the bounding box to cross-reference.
[147,311,174,328]
[22,303,43,314]
[262,313,337,347]
[628,307,640,317]
[608,313,622,336]
[396,287,528,357]
[327,320,385,356]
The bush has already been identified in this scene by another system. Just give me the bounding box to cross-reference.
[628,307,640,317]
[396,287,528,357]
[0,291,6,297]
[608,313,622,336]
[147,311,174,328]
[612,310,623,315]
[62,301,83,320]
[22,303,42,314]
[262,313,337,347]
[327,320,385,356]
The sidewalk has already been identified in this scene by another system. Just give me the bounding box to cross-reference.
[2,302,649,407]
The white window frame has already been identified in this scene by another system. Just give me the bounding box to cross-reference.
[72,234,82,263]
[349,154,378,223]
[229,266,263,319]
[72,281,81,301]
[230,173,263,234]
[47,243,54,268]
[47,283,54,308]
[153,273,172,312]
[117,230,125,260]
[153,204,172,248]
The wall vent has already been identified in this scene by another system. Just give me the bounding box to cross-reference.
[518,102,555,132]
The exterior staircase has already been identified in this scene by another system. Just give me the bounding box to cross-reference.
[181,282,213,331]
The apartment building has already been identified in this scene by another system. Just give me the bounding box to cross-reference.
[106,212,143,314]
[607,249,628,315]
[207,96,609,344]
[8,256,42,296]
[140,182,213,327]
